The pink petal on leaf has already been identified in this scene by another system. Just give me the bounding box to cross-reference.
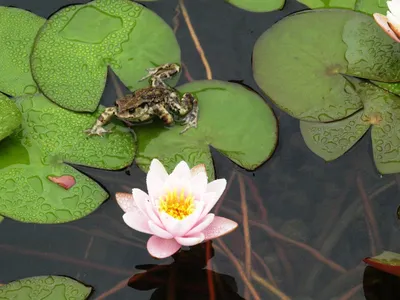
[373,13,400,42]
[203,216,238,240]
[116,193,135,213]
[147,235,181,259]
[175,233,205,246]
[186,214,215,236]
[123,211,152,235]
[47,175,76,190]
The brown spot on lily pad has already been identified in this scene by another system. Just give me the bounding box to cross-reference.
[47,175,76,190]
[373,13,400,43]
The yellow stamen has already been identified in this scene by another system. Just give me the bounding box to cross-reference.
[158,188,195,220]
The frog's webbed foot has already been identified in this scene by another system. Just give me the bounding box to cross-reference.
[139,63,181,88]
[84,126,112,137]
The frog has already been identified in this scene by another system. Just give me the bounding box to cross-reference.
[84,63,198,136]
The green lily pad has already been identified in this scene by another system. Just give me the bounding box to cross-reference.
[0,276,92,299]
[0,94,21,142]
[135,80,277,179]
[360,83,400,174]
[343,17,400,82]
[253,9,364,122]
[297,0,387,14]
[225,0,285,12]
[31,0,181,113]
[300,110,370,161]
[371,81,400,97]
[0,94,135,223]
[0,7,45,97]
[253,9,400,123]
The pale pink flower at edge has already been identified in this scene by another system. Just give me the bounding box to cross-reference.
[116,159,238,259]
[374,0,400,42]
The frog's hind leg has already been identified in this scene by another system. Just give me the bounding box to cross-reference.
[139,63,181,88]
[152,104,175,127]
[84,107,117,136]
[168,93,199,134]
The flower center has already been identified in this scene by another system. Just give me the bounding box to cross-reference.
[158,189,195,220]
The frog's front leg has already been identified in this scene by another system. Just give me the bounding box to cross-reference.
[84,107,117,136]
[139,63,181,88]
[168,93,199,134]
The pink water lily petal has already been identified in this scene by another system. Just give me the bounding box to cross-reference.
[144,199,163,228]
[186,213,215,236]
[203,216,238,240]
[147,236,181,259]
[148,220,173,239]
[388,1,400,21]
[170,161,191,180]
[374,13,400,42]
[116,192,135,213]
[147,160,168,200]
[190,172,208,199]
[123,211,152,235]
[175,233,205,246]
[199,192,217,219]
[159,201,204,237]
[190,164,206,177]
[206,179,227,200]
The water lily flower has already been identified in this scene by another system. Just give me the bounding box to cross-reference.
[374,1,400,42]
[116,159,238,259]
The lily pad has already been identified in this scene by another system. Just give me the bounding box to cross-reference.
[363,251,400,277]
[371,81,400,97]
[31,0,180,112]
[0,7,45,97]
[300,110,370,161]
[225,0,285,12]
[297,0,387,14]
[253,9,400,123]
[0,275,92,299]
[0,94,21,142]
[135,80,277,179]
[361,83,400,174]
[0,94,135,223]
[343,16,400,82]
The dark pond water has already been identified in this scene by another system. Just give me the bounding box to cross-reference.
[1,0,400,299]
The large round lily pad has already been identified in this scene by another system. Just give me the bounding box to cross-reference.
[253,9,400,122]
[0,94,135,223]
[0,276,92,299]
[226,0,285,12]
[0,7,45,97]
[31,0,181,112]
[135,80,278,179]
[0,94,21,142]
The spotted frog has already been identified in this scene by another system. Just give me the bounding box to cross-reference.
[84,63,198,136]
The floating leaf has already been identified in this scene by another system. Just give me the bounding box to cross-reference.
[0,94,21,142]
[0,275,92,299]
[363,251,400,277]
[300,110,370,161]
[371,81,400,97]
[135,80,277,179]
[297,0,387,14]
[0,94,135,223]
[0,7,45,97]
[253,9,366,122]
[225,0,285,12]
[343,16,400,82]
[360,83,400,174]
[31,0,180,112]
